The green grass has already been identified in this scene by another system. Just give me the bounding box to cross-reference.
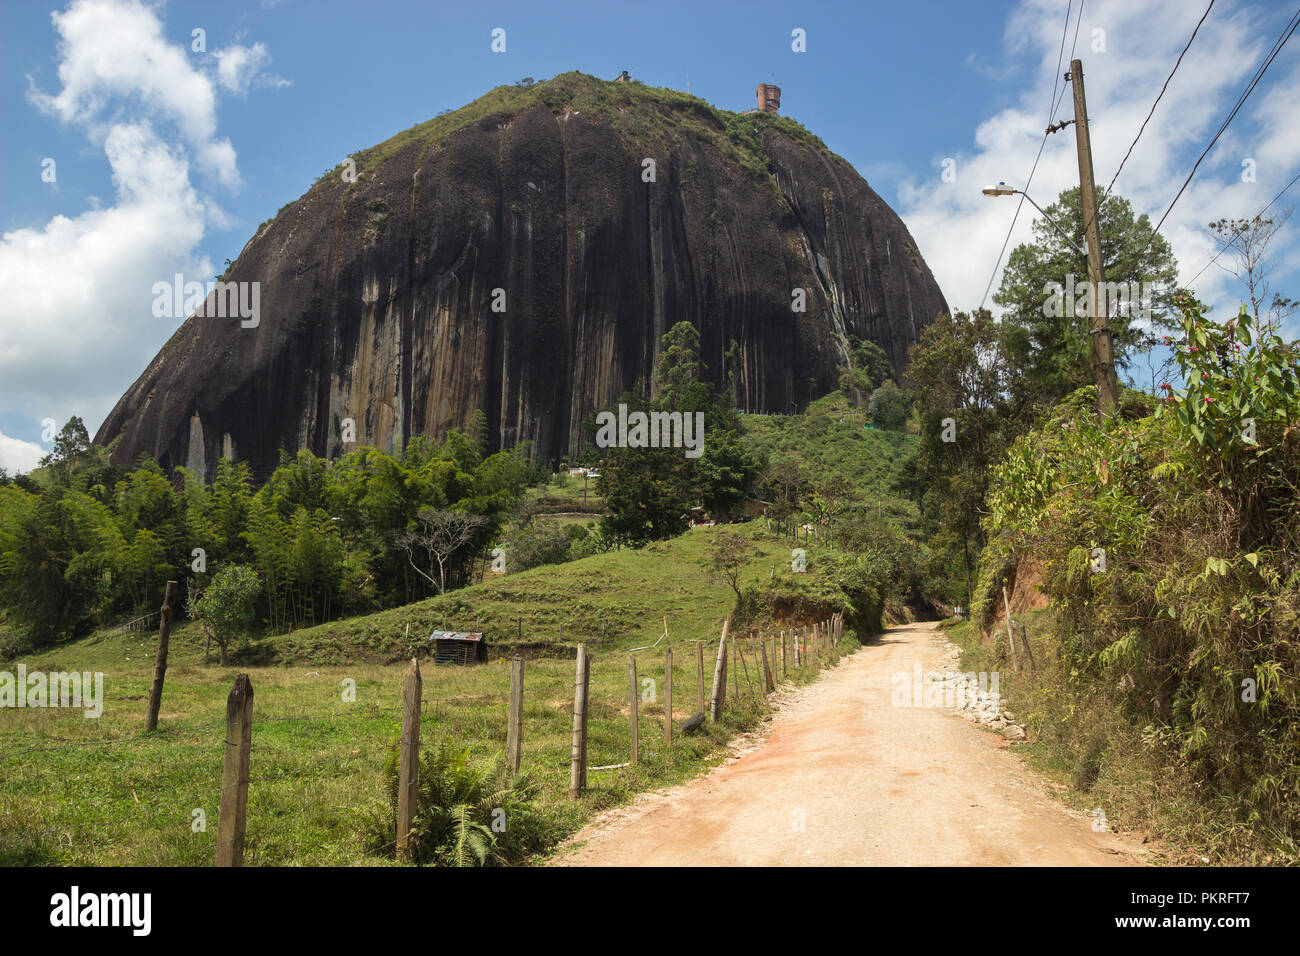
[1,522,857,865]
[741,392,919,526]
[523,472,604,515]
[248,521,833,665]
[310,71,831,202]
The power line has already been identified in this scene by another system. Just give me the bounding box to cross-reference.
[1186,167,1300,286]
[978,0,1081,310]
[1081,0,1216,241]
[1131,6,1300,264]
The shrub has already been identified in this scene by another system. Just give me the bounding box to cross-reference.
[979,302,1300,860]
[366,742,558,866]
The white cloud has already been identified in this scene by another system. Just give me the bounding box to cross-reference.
[900,0,1300,323]
[0,120,210,429]
[29,0,240,188]
[0,431,46,474]
[215,41,289,95]
[1,0,286,438]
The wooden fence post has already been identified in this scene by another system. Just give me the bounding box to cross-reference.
[506,656,525,774]
[759,635,772,692]
[737,641,754,698]
[781,630,787,677]
[709,621,730,723]
[1017,622,1036,671]
[570,644,589,799]
[628,654,639,766]
[695,641,705,715]
[1002,586,1017,671]
[396,658,422,861]
[216,673,253,867]
[664,647,674,747]
[144,580,178,733]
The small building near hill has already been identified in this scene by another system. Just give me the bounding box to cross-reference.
[756,83,781,113]
[428,630,487,665]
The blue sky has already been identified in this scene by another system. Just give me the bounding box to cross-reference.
[2,0,1298,469]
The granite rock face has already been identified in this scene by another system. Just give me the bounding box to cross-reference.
[96,73,948,479]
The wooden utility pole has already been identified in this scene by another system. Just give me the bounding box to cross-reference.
[143,580,178,733]
[1069,57,1119,415]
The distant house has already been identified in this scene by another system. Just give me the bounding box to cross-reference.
[685,506,714,527]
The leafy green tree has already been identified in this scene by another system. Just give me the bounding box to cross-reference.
[705,530,761,602]
[995,187,1178,408]
[756,460,808,523]
[838,336,894,406]
[599,442,695,544]
[904,309,1016,606]
[38,416,91,485]
[0,489,116,646]
[694,425,762,521]
[869,380,911,431]
[192,563,261,664]
[655,321,707,408]
[502,517,571,572]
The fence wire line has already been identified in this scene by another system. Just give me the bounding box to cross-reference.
[5,619,840,862]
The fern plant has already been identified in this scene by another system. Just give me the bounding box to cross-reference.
[365,741,555,866]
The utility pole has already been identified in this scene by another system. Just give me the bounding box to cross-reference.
[1068,58,1119,415]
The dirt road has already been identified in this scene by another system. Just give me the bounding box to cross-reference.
[553,621,1149,866]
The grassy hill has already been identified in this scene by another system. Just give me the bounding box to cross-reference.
[741,392,918,526]
[2,392,925,866]
[1,520,862,865]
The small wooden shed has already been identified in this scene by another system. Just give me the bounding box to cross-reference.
[428,630,488,665]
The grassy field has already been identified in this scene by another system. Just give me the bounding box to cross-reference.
[740,393,919,527]
[1,521,857,866]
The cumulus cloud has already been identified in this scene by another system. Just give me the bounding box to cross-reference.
[0,121,211,429]
[29,0,240,187]
[215,41,289,95]
[0,431,46,474]
[899,0,1300,326]
[1,0,286,440]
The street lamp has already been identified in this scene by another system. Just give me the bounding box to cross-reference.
[982,182,1086,260]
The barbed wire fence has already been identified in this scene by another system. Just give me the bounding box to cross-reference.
[1,613,846,866]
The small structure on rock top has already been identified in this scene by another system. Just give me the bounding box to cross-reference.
[615,70,632,83]
[756,83,781,113]
[429,630,487,665]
